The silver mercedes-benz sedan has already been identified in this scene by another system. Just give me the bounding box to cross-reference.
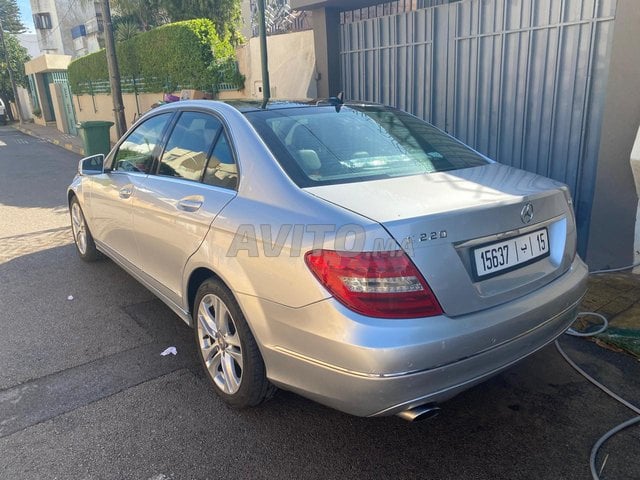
[68,100,588,420]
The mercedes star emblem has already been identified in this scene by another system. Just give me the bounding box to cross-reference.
[521,202,534,224]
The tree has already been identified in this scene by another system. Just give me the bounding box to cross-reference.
[0,32,29,121]
[111,0,242,44]
[111,0,167,32]
[0,0,25,34]
[114,18,142,42]
[160,0,241,42]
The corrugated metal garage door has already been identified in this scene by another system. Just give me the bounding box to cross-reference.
[340,0,618,251]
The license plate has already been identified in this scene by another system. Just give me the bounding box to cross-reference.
[472,228,549,279]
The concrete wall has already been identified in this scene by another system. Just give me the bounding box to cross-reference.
[16,87,33,122]
[74,90,244,143]
[5,88,34,122]
[236,29,317,99]
[308,7,340,98]
[74,92,164,143]
[585,0,640,270]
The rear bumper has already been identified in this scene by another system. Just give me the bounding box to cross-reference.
[240,257,588,417]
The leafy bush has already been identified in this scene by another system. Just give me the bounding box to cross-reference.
[68,19,243,94]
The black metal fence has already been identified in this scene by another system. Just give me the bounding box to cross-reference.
[73,75,242,96]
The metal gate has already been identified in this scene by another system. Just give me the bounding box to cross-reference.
[340,0,618,250]
[51,72,78,136]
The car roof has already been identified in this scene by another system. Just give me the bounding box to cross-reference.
[224,99,385,113]
[157,99,385,114]
[223,99,317,112]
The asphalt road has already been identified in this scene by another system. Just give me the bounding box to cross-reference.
[0,125,638,480]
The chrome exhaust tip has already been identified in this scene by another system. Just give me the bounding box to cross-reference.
[396,404,441,422]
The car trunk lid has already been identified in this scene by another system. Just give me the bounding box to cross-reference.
[305,163,577,317]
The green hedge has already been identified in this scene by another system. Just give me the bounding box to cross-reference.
[68,19,243,94]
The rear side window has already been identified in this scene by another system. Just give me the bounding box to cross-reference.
[245,106,489,187]
[113,113,172,173]
[203,133,238,190]
[159,112,222,181]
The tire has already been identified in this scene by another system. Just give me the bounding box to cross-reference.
[193,278,275,408]
[69,197,101,262]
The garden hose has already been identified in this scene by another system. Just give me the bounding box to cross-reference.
[558,261,640,479]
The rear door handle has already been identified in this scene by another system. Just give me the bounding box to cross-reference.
[119,186,133,199]
[177,198,203,212]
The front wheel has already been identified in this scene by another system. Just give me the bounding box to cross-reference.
[70,197,101,262]
[194,279,275,408]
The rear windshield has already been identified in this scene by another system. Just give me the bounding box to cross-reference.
[245,105,489,187]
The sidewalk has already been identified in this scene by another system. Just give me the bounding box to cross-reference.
[13,122,85,156]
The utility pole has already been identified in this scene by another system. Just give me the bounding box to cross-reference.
[0,16,23,123]
[256,0,271,108]
[99,0,126,137]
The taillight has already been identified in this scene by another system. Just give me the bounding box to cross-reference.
[304,250,443,319]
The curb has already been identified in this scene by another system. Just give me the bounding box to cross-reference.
[13,125,85,156]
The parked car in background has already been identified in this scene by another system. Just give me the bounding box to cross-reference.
[67,100,588,420]
[0,102,6,124]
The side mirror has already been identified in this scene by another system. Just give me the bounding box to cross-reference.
[78,154,105,176]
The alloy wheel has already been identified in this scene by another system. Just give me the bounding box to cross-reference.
[71,202,87,255]
[197,293,243,394]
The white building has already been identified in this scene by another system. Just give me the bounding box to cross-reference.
[16,33,40,58]
[30,0,104,58]
[14,34,40,121]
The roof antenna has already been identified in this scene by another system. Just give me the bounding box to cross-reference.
[257,0,271,109]
[315,92,345,111]
[332,91,344,112]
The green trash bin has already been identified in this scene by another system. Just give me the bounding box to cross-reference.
[77,121,114,156]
